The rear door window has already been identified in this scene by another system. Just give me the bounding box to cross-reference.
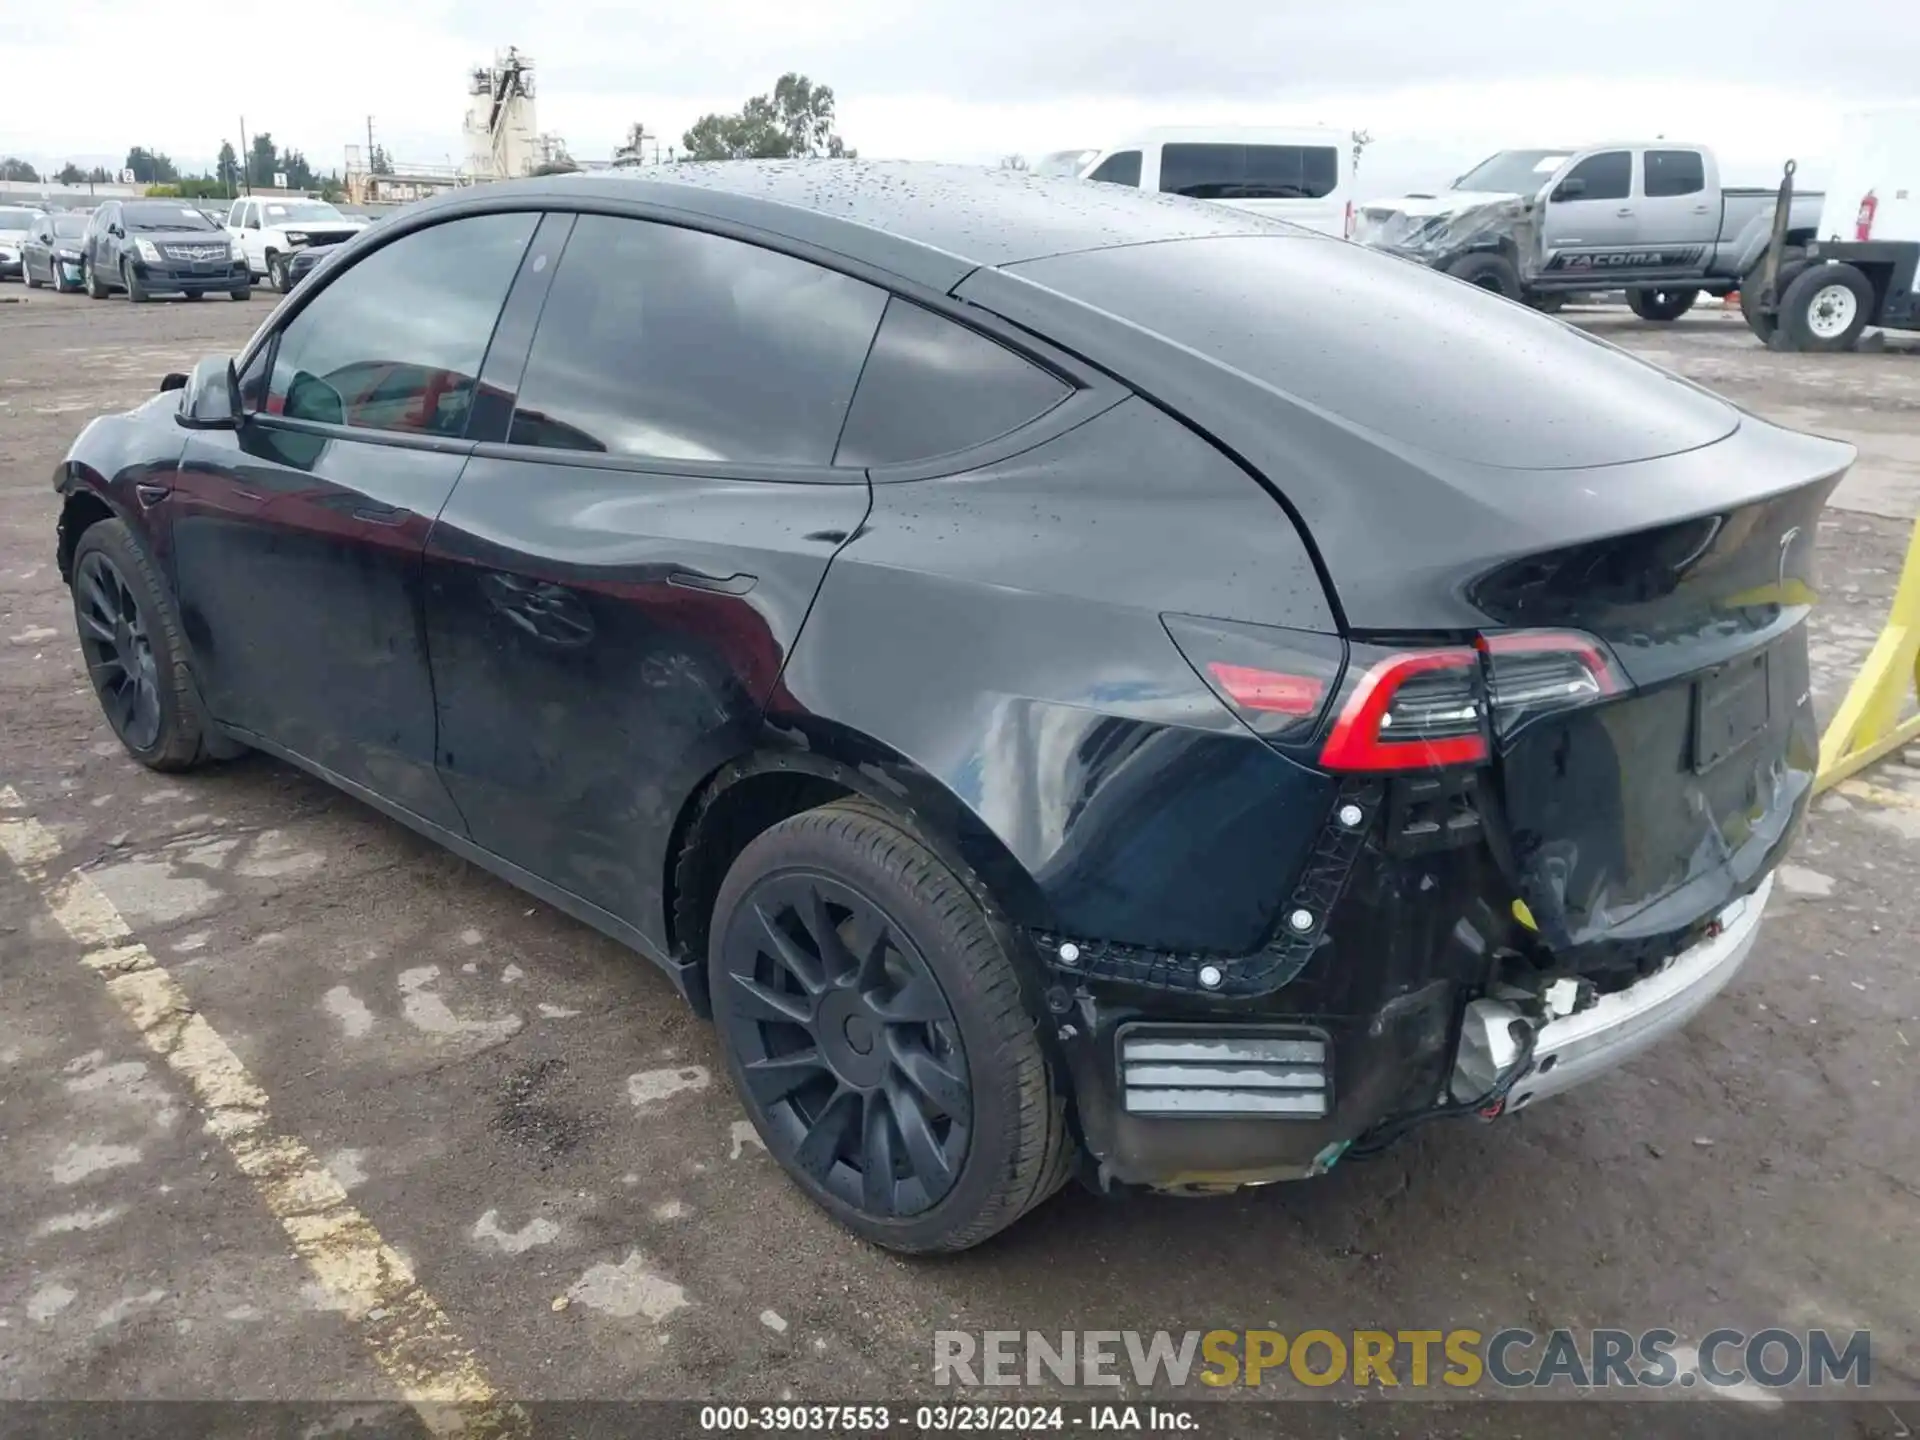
[264,212,536,436]
[1086,151,1142,187]
[1644,150,1705,197]
[1562,150,1631,201]
[1161,144,1341,200]
[505,215,886,466]
[834,300,1072,468]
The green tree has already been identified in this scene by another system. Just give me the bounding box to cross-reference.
[682,73,854,162]
[282,148,316,190]
[248,133,279,188]
[217,141,241,191]
[0,157,39,182]
[85,165,111,184]
[369,144,394,176]
[56,161,85,185]
[124,147,179,184]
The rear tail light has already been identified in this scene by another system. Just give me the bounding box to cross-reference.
[1168,616,1625,771]
[1855,191,1878,242]
[1163,614,1345,745]
[1319,648,1487,771]
[1478,630,1624,739]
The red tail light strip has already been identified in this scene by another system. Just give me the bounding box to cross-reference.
[1206,662,1326,716]
[1319,648,1486,772]
[1477,629,1623,693]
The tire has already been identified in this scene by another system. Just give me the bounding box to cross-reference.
[710,799,1073,1253]
[1740,254,1809,344]
[69,519,209,771]
[84,257,109,299]
[183,291,204,301]
[1527,292,1566,314]
[267,252,288,293]
[25,264,42,289]
[1779,262,1875,353]
[230,285,252,301]
[1625,287,1699,322]
[123,262,148,304]
[1444,252,1523,300]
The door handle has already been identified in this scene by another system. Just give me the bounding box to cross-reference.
[351,501,413,526]
[668,568,757,596]
[135,483,171,507]
[1615,208,1634,217]
[1692,204,1711,213]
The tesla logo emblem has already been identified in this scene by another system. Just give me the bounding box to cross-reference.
[1778,526,1803,588]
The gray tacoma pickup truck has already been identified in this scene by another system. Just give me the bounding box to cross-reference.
[1354,144,1823,320]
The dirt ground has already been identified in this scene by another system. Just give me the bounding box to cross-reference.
[2,286,1917,1437]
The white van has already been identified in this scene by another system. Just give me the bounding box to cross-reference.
[1035,127,1355,238]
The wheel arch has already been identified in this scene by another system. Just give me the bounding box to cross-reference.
[663,726,1051,1005]
[57,478,122,583]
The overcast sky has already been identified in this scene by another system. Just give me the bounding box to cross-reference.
[3,0,1913,198]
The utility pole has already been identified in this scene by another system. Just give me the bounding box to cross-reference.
[239,115,252,194]
[367,116,376,170]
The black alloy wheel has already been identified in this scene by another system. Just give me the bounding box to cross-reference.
[719,869,972,1217]
[68,519,208,770]
[710,800,1074,1252]
[74,549,163,751]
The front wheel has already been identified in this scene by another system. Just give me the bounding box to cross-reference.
[25,264,42,289]
[1626,287,1699,322]
[83,257,109,299]
[267,253,289,292]
[123,262,148,304]
[710,800,1073,1253]
[70,519,209,770]
[1444,252,1523,300]
[229,285,252,301]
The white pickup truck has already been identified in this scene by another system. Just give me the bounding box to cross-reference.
[1354,143,1822,320]
[225,196,369,293]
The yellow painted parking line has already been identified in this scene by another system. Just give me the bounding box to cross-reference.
[0,786,527,1437]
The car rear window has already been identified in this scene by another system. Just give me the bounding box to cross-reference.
[834,300,1071,468]
[1003,235,1735,470]
[1159,144,1340,200]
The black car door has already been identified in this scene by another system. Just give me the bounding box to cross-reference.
[87,203,117,280]
[168,210,542,830]
[421,213,885,950]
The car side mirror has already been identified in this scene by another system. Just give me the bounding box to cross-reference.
[175,356,243,430]
[1551,178,1586,202]
[110,224,124,238]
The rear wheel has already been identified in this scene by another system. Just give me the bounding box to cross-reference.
[1625,287,1698,322]
[1780,262,1875,352]
[710,800,1073,1253]
[183,291,204,301]
[1444,252,1522,300]
[229,284,252,301]
[69,519,208,771]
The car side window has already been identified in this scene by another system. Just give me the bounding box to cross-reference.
[1562,151,1630,202]
[1644,150,1705,198]
[505,214,887,466]
[264,212,536,437]
[834,300,1073,469]
[1087,150,1142,187]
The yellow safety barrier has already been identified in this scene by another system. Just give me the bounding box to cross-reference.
[1815,514,1920,793]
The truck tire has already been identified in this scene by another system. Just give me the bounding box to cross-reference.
[1444,253,1522,300]
[1625,287,1698,322]
[1739,252,1809,344]
[1528,293,1567,314]
[1779,262,1875,353]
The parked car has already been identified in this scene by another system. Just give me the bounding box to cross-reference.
[284,211,384,289]
[1062,127,1357,237]
[0,205,34,280]
[81,200,251,302]
[1742,105,1920,351]
[226,196,370,291]
[22,211,91,291]
[54,163,1850,1252]
[1355,143,1824,318]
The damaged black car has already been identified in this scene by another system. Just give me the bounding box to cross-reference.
[52,163,1850,1253]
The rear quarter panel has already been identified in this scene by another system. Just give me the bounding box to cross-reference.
[777,398,1342,953]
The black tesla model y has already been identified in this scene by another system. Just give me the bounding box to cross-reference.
[54,162,1851,1252]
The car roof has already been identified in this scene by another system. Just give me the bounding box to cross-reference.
[406,159,1297,290]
